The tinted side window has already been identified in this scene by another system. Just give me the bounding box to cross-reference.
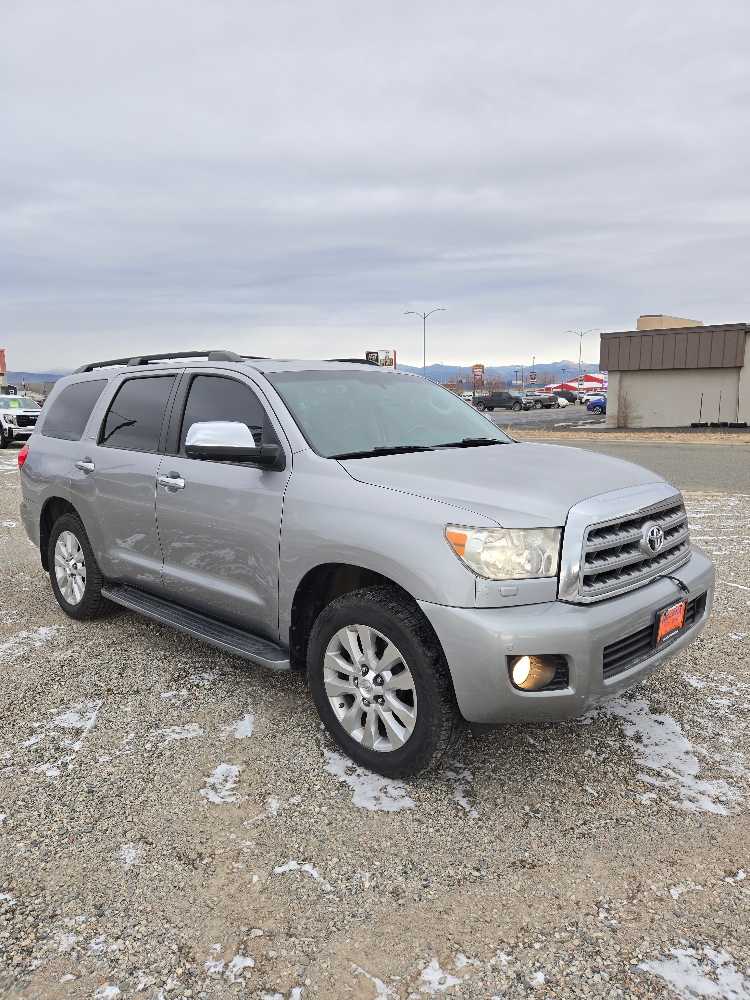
[41,380,108,441]
[100,376,175,453]
[180,375,269,451]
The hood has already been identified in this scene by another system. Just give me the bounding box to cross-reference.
[340,442,665,527]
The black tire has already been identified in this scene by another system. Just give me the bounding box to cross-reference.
[475,403,485,411]
[593,405,603,414]
[534,401,542,409]
[512,402,521,411]
[486,406,494,412]
[307,586,462,777]
[0,429,8,449]
[48,512,111,620]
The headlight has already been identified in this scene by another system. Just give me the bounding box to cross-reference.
[445,524,561,580]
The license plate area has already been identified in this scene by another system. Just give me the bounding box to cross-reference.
[654,599,687,645]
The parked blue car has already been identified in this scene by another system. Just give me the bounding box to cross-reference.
[586,396,607,414]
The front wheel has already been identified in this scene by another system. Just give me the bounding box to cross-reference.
[48,513,111,620]
[512,402,522,411]
[592,405,603,414]
[0,429,8,449]
[308,587,461,777]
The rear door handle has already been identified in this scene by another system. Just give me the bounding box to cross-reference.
[157,473,186,491]
[75,458,95,473]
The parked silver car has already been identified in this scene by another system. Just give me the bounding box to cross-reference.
[18,351,714,775]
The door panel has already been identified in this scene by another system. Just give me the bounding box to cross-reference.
[156,374,290,638]
[73,374,177,589]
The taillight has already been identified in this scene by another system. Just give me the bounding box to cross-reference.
[17,443,29,468]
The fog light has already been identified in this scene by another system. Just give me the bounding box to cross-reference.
[510,655,557,691]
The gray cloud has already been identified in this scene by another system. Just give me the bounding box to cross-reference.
[2,0,749,369]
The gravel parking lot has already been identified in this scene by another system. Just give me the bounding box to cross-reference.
[1,443,749,1000]
[487,404,604,430]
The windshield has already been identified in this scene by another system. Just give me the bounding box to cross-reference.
[0,396,40,410]
[267,371,512,458]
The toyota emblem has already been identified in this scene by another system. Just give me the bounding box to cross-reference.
[642,524,665,554]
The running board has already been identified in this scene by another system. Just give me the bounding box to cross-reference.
[101,584,291,671]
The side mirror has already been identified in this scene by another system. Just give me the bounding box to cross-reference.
[184,421,281,466]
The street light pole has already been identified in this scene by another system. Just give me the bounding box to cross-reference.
[404,308,446,375]
[565,328,599,396]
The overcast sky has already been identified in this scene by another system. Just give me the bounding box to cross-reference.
[2,1,749,371]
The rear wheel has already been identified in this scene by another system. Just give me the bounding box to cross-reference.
[48,513,111,620]
[308,587,461,776]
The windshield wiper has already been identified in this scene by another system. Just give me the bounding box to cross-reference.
[330,444,435,460]
[435,437,506,449]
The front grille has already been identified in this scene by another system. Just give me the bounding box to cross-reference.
[602,593,706,679]
[16,415,37,427]
[579,495,690,601]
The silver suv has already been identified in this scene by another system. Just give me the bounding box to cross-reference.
[18,350,714,776]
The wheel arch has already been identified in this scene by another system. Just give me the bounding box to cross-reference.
[39,497,79,570]
[288,562,445,672]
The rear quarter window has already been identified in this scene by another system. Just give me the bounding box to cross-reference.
[41,380,108,441]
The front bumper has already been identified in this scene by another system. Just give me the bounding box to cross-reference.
[419,548,715,724]
[3,426,33,441]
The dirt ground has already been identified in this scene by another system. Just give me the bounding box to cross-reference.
[1,447,749,1000]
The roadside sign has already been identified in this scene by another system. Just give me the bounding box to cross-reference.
[472,364,485,388]
[366,349,397,370]
[528,370,537,384]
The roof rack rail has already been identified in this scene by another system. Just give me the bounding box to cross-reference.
[325,357,380,366]
[73,350,259,374]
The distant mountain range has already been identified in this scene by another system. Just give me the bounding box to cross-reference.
[4,359,600,387]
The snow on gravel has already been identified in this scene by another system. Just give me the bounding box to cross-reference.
[640,945,750,999]
[0,625,58,658]
[155,723,204,746]
[199,763,241,804]
[322,747,416,811]
[273,860,333,892]
[221,712,255,739]
[603,696,744,814]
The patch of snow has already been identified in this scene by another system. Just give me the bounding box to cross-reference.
[604,697,743,814]
[670,881,703,900]
[725,870,747,883]
[444,763,479,818]
[52,702,100,732]
[94,986,121,1000]
[0,626,58,659]
[221,712,255,739]
[0,892,17,906]
[200,764,241,804]
[1,520,17,528]
[418,959,461,994]
[322,748,416,812]
[156,723,203,746]
[352,964,397,997]
[273,860,333,892]
[640,945,750,999]
[119,843,143,868]
[225,954,256,982]
[57,931,78,953]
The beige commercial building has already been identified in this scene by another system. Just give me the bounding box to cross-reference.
[600,317,750,428]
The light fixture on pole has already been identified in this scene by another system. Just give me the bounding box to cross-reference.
[565,329,600,394]
[404,308,446,375]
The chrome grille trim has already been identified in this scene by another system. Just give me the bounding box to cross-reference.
[558,484,692,604]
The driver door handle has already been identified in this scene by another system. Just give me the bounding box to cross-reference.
[158,473,186,491]
[75,458,95,473]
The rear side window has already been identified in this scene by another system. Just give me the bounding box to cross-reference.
[100,376,175,453]
[179,375,269,450]
[41,380,108,441]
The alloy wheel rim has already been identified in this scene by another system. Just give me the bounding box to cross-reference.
[323,625,417,753]
[54,530,87,606]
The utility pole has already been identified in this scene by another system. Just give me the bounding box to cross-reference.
[566,329,599,395]
[404,308,446,375]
